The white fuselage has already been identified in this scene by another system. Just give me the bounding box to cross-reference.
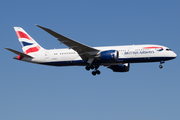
[24,44,176,66]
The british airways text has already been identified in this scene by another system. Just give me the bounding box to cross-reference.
[124,51,154,55]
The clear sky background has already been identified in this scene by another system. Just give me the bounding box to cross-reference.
[0,0,180,120]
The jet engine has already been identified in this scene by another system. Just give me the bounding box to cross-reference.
[100,50,119,62]
[108,63,130,72]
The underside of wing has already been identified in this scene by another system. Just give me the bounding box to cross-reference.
[36,25,100,61]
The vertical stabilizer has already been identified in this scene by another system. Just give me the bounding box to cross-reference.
[14,27,44,54]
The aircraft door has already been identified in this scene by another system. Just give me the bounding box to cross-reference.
[45,51,49,62]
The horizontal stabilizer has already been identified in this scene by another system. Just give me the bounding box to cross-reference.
[5,48,33,58]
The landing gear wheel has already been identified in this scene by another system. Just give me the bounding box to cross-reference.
[159,65,163,69]
[96,70,101,75]
[92,70,101,76]
[90,65,95,70]
[92,71,96,76]
[85,66,90,71]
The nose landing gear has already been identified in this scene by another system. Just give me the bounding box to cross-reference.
[159,64,163,69]
[159,61,165,69]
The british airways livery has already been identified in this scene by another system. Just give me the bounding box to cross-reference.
[6,25,177,76]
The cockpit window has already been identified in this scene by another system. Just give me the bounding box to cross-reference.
[166,49,172,51]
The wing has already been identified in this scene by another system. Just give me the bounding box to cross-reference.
[36,25,100,61]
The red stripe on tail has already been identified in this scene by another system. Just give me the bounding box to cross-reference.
[24,46,40,54]
[16,31,32,40]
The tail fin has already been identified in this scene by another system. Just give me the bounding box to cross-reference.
[14,27,44,54]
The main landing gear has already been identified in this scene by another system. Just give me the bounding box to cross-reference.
[92,70,101,76]
[85,65,101,76]
[159,61,165,69]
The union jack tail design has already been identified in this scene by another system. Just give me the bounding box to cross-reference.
[14,27,44,54]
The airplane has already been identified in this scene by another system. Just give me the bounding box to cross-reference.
[5,25,177,76]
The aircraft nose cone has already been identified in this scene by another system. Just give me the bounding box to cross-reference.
[172,52,177,59]
[174,52,177,58]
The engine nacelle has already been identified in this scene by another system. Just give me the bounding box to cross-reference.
[100,50,119,62]
[108,63,130,72]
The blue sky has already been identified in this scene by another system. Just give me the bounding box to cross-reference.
[0,0,180,120]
